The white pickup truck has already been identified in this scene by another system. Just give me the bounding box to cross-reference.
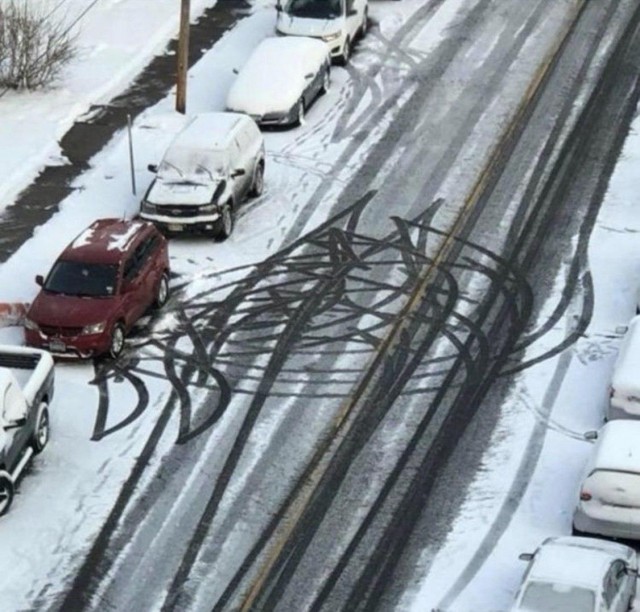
[0,346,54,516]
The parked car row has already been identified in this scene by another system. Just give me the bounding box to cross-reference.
[0,3,373,515]
[511,315,640,611]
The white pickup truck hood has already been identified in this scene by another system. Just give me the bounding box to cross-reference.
[276,15,342,38]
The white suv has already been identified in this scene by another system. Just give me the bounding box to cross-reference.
[140,112,265,240]
[276,0,368,65]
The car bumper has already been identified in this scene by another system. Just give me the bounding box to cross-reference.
[574,507,640,540]
[139,212,221,234]
[25,329,111,359]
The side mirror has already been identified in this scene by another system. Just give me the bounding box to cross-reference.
[518,553,533,562]
[231,168,246,178]
[35,274,44,286]
[147,163,158,173]
[304,72,314,79]
[584,430,598,441]
[4,417,26,430]
[232,68,239,75]
[276,1,282,11]
[347,8,358,16]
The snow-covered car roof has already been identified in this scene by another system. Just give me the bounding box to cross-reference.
[226,36,329,116]
[591,419,640,473]
[525,536,635,587]
[170,112,245,151]
[65,219,150,263]
[158,112,248,182]
[611,314,640,398]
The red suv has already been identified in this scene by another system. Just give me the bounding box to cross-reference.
[24,219,170,358]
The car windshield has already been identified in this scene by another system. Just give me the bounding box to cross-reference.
[44,261,118,298]
[520,581,595,611]
[284,0,342,19]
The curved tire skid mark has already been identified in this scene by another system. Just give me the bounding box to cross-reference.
[245,267,467,611]
[435,6,640,606]
[210,266,460,611]
[159,242,372,611]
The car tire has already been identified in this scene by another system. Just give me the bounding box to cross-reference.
[295,98,305,127]
[250,162,265,197]
[31,403,50,454]
[109,323,126,359]
[153,273,170,309]
[214,202,234,240]
[320,67,331,95]
[338,37,351,66]
[360,8,368,38]
[0,472,14,517]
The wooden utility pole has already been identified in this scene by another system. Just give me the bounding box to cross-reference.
[176,0,190,114]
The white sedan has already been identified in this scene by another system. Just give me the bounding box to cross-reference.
[511,536,637,611]
[573,420,640,540]
[226,37,331,128]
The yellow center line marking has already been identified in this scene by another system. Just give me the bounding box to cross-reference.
[239,2,586,608]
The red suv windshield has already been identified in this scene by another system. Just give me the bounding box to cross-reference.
[44,261,119,297]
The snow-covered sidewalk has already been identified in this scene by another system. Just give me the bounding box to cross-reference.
[0,0,221,208]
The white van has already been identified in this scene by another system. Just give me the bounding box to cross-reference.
[140,112,265,240]
[275,0,368,65]
[608,315,640,420]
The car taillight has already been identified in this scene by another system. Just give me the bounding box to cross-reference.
[580,490,592,501]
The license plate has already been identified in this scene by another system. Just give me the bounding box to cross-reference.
[168,223,183,232]
[49,339,66,353]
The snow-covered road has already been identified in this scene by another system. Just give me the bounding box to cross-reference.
[0,1,638,611]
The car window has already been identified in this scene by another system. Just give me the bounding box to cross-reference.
[604,560,628,606]
[586,470,640,507]
[231,139,243,165]
[3,384,27,424]
[2,383,27,424]
[45,261,119,297]
[284,0,342,19]
[123,254,138,283]
[520,581,596,611]
[124,235,160,283]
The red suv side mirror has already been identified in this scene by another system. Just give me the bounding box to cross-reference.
[35,275,44,286]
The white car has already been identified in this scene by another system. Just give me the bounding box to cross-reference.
[608,315,640,420]
[276,0,368,65]
[573,420,640,540]
[511,536,637,611]
[140,112,265,239]
[226,37,330,128]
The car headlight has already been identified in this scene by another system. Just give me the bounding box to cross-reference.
[199,203,218,213]
[141,201,157,214]
[24,317,39,331]
[321,32,341,42]
[82,321,106,335]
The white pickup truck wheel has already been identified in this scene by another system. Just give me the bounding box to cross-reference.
[0,471,14,516]
[31,403,50,454]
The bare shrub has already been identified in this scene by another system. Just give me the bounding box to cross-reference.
[0,0,77,90]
